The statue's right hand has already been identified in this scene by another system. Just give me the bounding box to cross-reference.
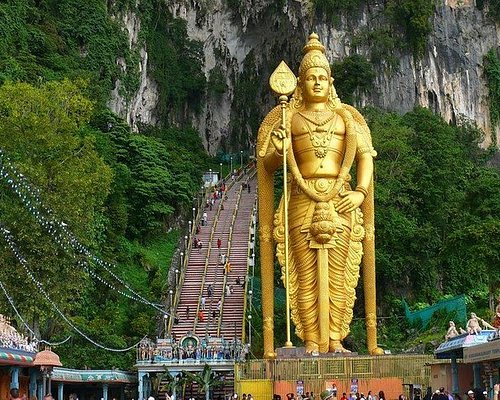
[271,124,289,155]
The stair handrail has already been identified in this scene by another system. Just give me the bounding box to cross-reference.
[168,184,215,333]
[216,180,245,337]
[192,185,227,332]
[241,194,258,343]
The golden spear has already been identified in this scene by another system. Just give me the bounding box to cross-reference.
[269,61,297,348]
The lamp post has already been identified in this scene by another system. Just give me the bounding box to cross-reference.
[184,235,188,249]
[164,314,169,339]
[219,162,223,180]
[188,220,192,235]
[248,289,253,313]
[33,348,62,396]
[240,150,243,169]
[230,156,233,174]
[180,252,184,269]
[175,269,179,284]
[248,314,252,346]
[209,169,212,186]
[192,207,196,221]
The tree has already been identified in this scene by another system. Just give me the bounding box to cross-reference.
[183,364,224,400]
[0,79,112,337]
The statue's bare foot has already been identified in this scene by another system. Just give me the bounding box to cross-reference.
[305,341,319,356]
[369,347,384,356]
[329,340,351,353]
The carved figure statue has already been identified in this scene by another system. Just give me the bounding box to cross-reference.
[493,303,500,329]
[467,313,481,335]
[257,33,382,356]
[445,321,459,341]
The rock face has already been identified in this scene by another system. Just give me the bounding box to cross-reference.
[109,0,500,153]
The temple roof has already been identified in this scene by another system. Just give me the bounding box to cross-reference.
[434,330,495,359]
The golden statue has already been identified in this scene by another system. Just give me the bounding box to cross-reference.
[257,33,383,357]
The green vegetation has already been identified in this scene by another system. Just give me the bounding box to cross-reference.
[315,0,434,62]
[484,49,500,127]
[229,51,260,149]
[385,0,435,59]
[0,0,211,369]
[331,54,375,104]
[476,0,500,23]
[312,0,364,24]
[141,3,205,117]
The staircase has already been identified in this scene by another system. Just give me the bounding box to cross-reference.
[218,178,256,340]
[170,170,256,343]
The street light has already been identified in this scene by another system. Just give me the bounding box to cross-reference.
[184,235,188,249]
[240,150,243,169]
[248,314,252,346]
[169,289,174,317]
[192,207,196,221]
[188,220,192,235]
[180,252,184,268]
[219,162,223,180]
[164,314,168,338]
[33,348,62,396]
[230,156,233,174]
[175,269,179,284]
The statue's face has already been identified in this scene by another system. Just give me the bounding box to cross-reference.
[302,67,330,103]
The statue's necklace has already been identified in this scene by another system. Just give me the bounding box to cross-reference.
[298,109,337,126]
[298,112,337,161]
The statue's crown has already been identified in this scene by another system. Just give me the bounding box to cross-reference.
[299,33,331,78]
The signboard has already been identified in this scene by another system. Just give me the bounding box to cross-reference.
[463,339,500,363]
[296,380,304,396]
[350,378,358,395]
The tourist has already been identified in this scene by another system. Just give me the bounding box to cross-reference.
[341,393,348,400]
[367,392,374,400]
[198,310,205,322]
[236,276,241,285]
[207,284,213,297]
[10,389,21,400]
[200,296,206,310]
[378,392,386,400]
[217,237,222,249]
[185,305,190,319]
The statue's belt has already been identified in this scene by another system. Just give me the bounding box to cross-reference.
[292,176,348,196]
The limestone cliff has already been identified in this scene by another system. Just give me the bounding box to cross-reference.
[109,0,500,154]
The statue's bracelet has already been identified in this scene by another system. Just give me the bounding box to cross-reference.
[355,186,368,197]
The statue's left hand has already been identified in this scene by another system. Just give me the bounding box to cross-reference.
[336,191,365,213]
